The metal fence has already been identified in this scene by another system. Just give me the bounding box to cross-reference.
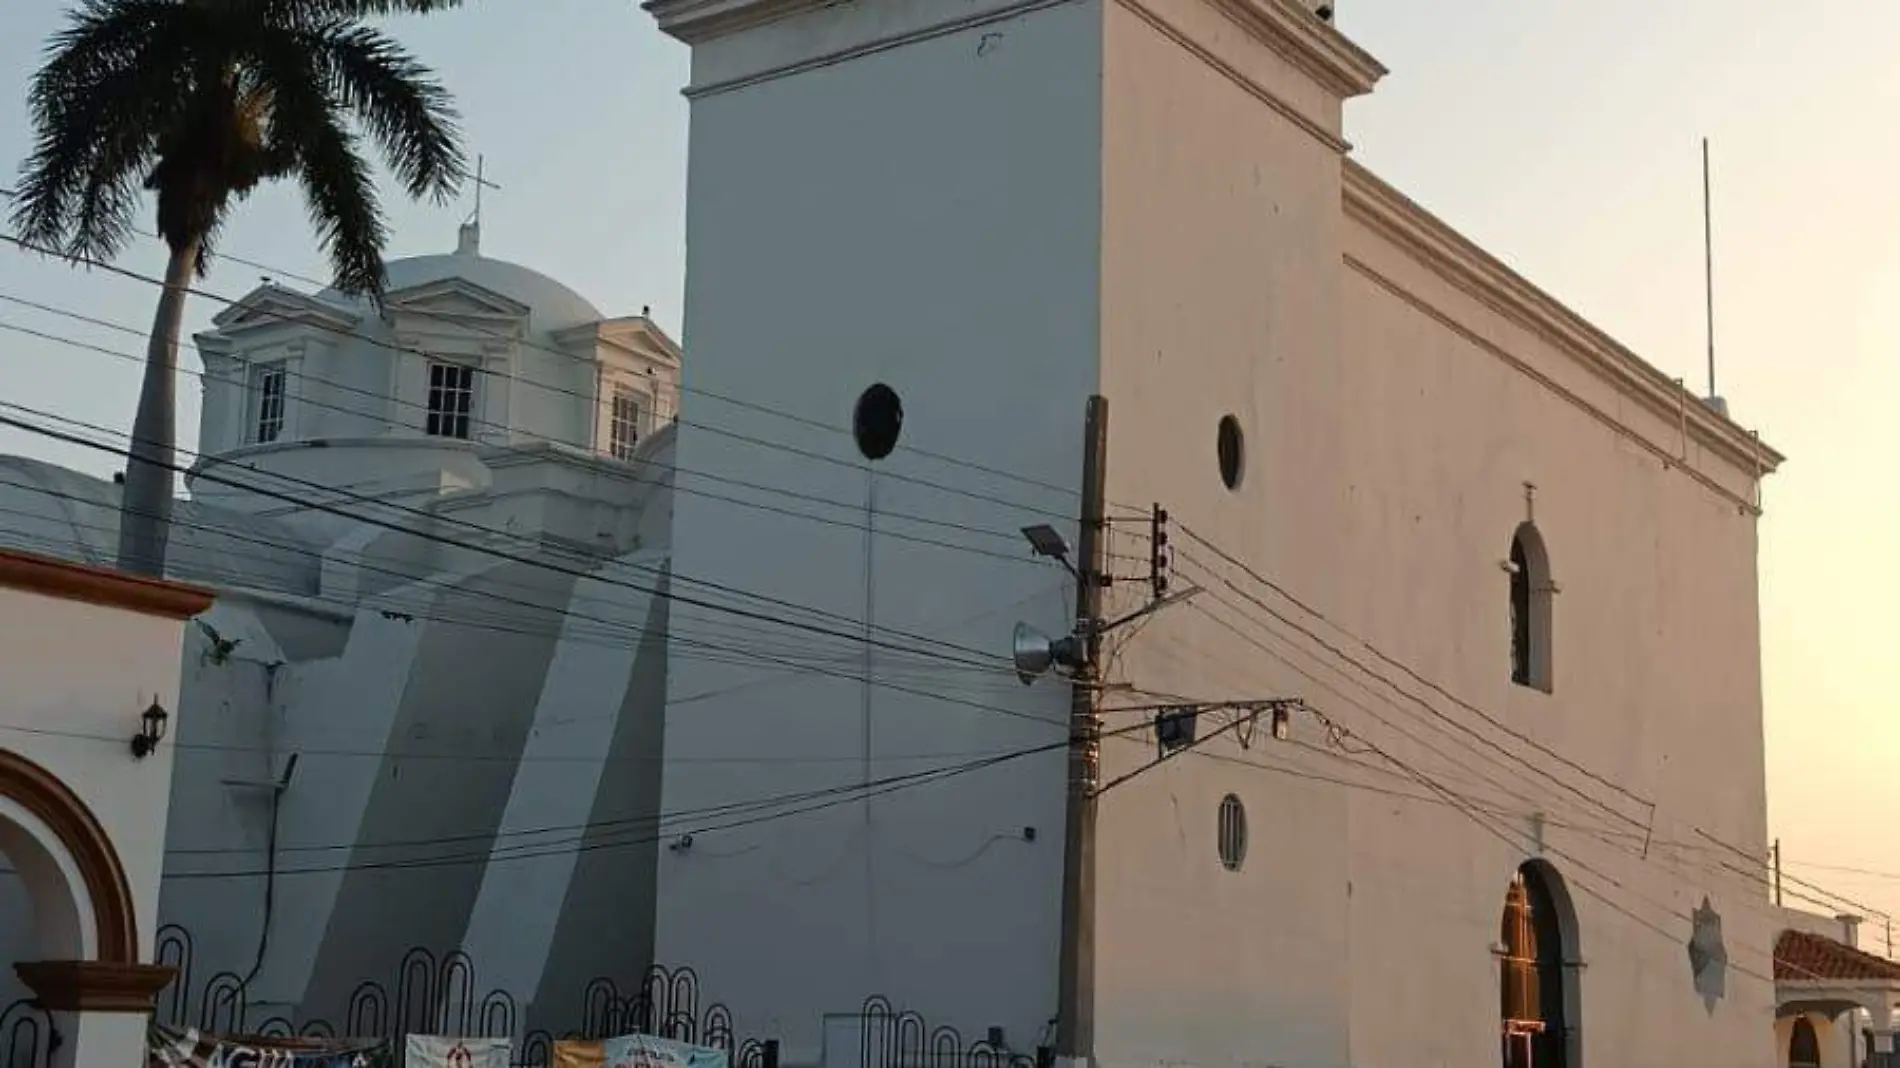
[3,923,773,1068]
[1,925,1050,1068]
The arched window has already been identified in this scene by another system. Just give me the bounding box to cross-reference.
[1509,523,1554,693]
[1788,1016,1821,1067]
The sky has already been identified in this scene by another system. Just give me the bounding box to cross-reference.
[0,1,1896,935]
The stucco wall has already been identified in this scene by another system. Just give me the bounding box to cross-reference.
[1087,5,1777,1068]
[653,0,1104,1056]
[0,580,193,979]
[1091,2,1358,1064]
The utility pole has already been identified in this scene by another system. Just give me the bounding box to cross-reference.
[1772,839,1783,907]
[1055,396,1107,1068]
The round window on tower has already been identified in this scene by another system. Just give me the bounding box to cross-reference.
[1217,793,1247,871]
[1217,415,1245,490]
[854,383,904,461]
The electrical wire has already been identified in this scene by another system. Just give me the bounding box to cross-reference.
[1162,539,1898,941]
[0,308,1054,569]
[1172,583,1621,835]
[156,718,1161,880]
[0,397,1017,674]
[0,232,1085,525]
[1177,523,1657,810]
[0,471,1021,691]
[0,184,1086,503]
[1172,547,1654,838]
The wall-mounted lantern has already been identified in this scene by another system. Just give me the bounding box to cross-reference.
[131,699,169,759]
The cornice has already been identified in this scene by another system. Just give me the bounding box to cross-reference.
[0,547,214,620]
[1342,160,1783,476]
[1198,0,1384,97]
[14,961,176,1013]
[210,284,361,335]
[644,0,833,45]
[386,276,533,320]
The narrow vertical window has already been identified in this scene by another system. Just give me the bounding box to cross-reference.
[1508,523,1554,693]
[426,360,475,440]
[253,363,286,444]
[610,388,642,461]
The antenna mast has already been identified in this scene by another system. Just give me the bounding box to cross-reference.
[1702,138,1722,409]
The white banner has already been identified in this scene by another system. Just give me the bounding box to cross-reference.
[404,1035,512,1068]
[553,1033,729,1068]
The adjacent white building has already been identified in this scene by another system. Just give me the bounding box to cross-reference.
[0,224,690,1063]
[0,548,210,1068]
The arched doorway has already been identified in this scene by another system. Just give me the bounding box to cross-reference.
[1787,1016,1821,1067]
[1500,860,1578,1068]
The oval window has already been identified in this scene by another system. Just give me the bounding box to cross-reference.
[854,383,904,461]
[1217,415,1244,490]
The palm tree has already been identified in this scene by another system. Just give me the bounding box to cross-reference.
[10,0,468,577]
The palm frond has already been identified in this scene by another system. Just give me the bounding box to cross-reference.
[299,20,466,203]
[261,52,390,298]
[300,0,467,13]
[11,2,203,260]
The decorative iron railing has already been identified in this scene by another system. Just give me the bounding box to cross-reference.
[2,928,1045,1068]
[856,996,1040,1068]
[3,924,774,1068]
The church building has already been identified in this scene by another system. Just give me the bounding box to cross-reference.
[0,222,688,1060]
[643,1,1798,1066]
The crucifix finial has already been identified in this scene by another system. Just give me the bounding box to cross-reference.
[457,155,502,256]
[467,154,501,227]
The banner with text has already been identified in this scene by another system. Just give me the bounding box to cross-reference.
[405,1035,512,1067]
[148,1024,391,1067]
[552,1033,729,1068]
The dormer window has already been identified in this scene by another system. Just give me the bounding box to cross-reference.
[610,387,643,461]
[252,362,287,444]
[426,360,476,440]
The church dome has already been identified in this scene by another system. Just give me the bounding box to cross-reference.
[318,225,603,332]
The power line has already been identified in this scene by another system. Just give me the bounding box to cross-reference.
[1172,584,1629,835]
[0,410,1089,730]
[0,183,1084,505]
[1177,523,1656,812]
[0,426,1124,741]
[0,232,1085,525]
[0,304,1054,568]
[1171,545,1653,834]
[159,718,1167,879]
[1291,698,1814,988]
[0,397,1014,674]
[0,471,1016,678]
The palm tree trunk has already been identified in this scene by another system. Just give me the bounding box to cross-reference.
[115,238,199,577]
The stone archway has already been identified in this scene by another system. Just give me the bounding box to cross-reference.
[0,746,172,1024]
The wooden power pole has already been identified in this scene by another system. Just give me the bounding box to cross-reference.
[1055,396,1108,1067]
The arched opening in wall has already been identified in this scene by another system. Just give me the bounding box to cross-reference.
[0,748,140,967]
[1787,1016,1821,1067]
[1508,523,1554,693]
[1499,860,1579,1068]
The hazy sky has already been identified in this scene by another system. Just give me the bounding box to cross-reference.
[0,1,1894,935]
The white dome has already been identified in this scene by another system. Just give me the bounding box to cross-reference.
[319,237,602,332]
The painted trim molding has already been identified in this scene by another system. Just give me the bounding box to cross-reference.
[1343,160,1784,477]
[0,548,213,622]
[14,961,177,1013]
[1201,0,1385,97]
[0,748,142,964]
